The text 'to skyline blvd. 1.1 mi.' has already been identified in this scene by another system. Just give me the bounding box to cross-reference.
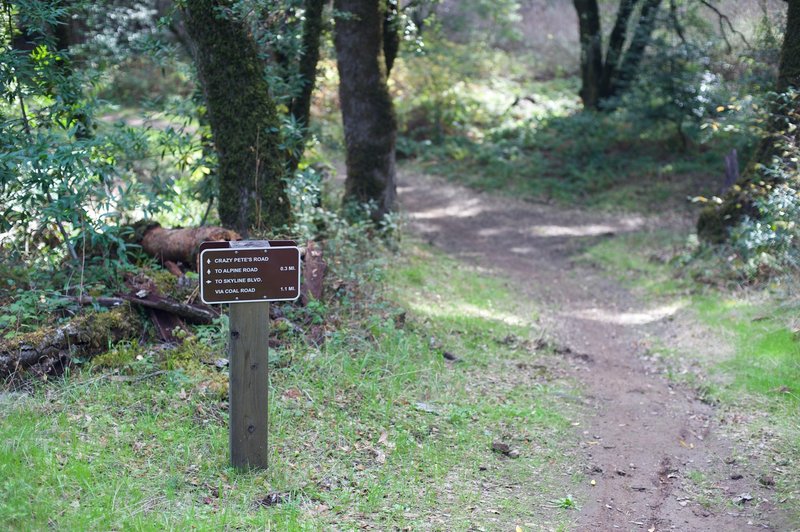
[199,243,301,305]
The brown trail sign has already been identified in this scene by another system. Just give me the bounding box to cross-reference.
[199,240,301,470]
[199,242,300,304]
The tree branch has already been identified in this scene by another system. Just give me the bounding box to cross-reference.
[699,0,751,53]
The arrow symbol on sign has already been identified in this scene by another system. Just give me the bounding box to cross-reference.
[205,280,211,284]
[207,269,211,275]
[207,259,211,264]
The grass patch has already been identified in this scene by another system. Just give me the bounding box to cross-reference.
[579,229,694,296]
[0,242,581,530]
[692,297,800,405]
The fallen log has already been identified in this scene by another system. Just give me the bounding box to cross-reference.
[73,295,217,324]
[124,272,202,342]
[137,223,241,267]
[0,306,142,378]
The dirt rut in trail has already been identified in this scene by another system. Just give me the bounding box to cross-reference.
[398,170,786,531]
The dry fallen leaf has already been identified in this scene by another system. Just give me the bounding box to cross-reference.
[283,388,302,400]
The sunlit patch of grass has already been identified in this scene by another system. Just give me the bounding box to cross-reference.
[692,296,800,405]
[580,229,693,296]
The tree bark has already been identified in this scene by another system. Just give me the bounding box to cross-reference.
[334,0,398,221]
[299,240,326,305]
[183,0,291,236]
[609,0,662,99]
[287,0,327,173]
[383,0,401,76]
[574,0,603,109]
[601,0,639,99]
[697,0,800,243]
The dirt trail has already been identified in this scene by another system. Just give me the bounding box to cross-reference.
[398,170,786,531]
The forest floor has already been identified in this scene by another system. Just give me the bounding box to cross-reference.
[398,167,797,531]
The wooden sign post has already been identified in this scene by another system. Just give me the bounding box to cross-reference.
[228,301,270,469]
[199,240,301,470]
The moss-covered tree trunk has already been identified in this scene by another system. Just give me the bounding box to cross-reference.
[334,0,398,221]
[184,0,291,235]
[697,0,800,243]
[0,306,141,378]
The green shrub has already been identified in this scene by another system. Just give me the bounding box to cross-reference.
[729,183,800,277]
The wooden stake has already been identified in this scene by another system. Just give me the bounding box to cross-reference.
[228,302,269,470]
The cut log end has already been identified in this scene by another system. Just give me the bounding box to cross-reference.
[140,224,241,267]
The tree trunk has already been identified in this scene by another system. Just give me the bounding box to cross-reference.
[75,295,218,325]
[183,0,291,236]
[291,0,326,130]
[334,0,398,221]
[697,0,800,243]
[778,0,800,93]
[600,0,639,99]
[608,0,662,99]
[574,0,604,109]
[572,0,662,109]
[287,0,327,173]
[383,0,400,76]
